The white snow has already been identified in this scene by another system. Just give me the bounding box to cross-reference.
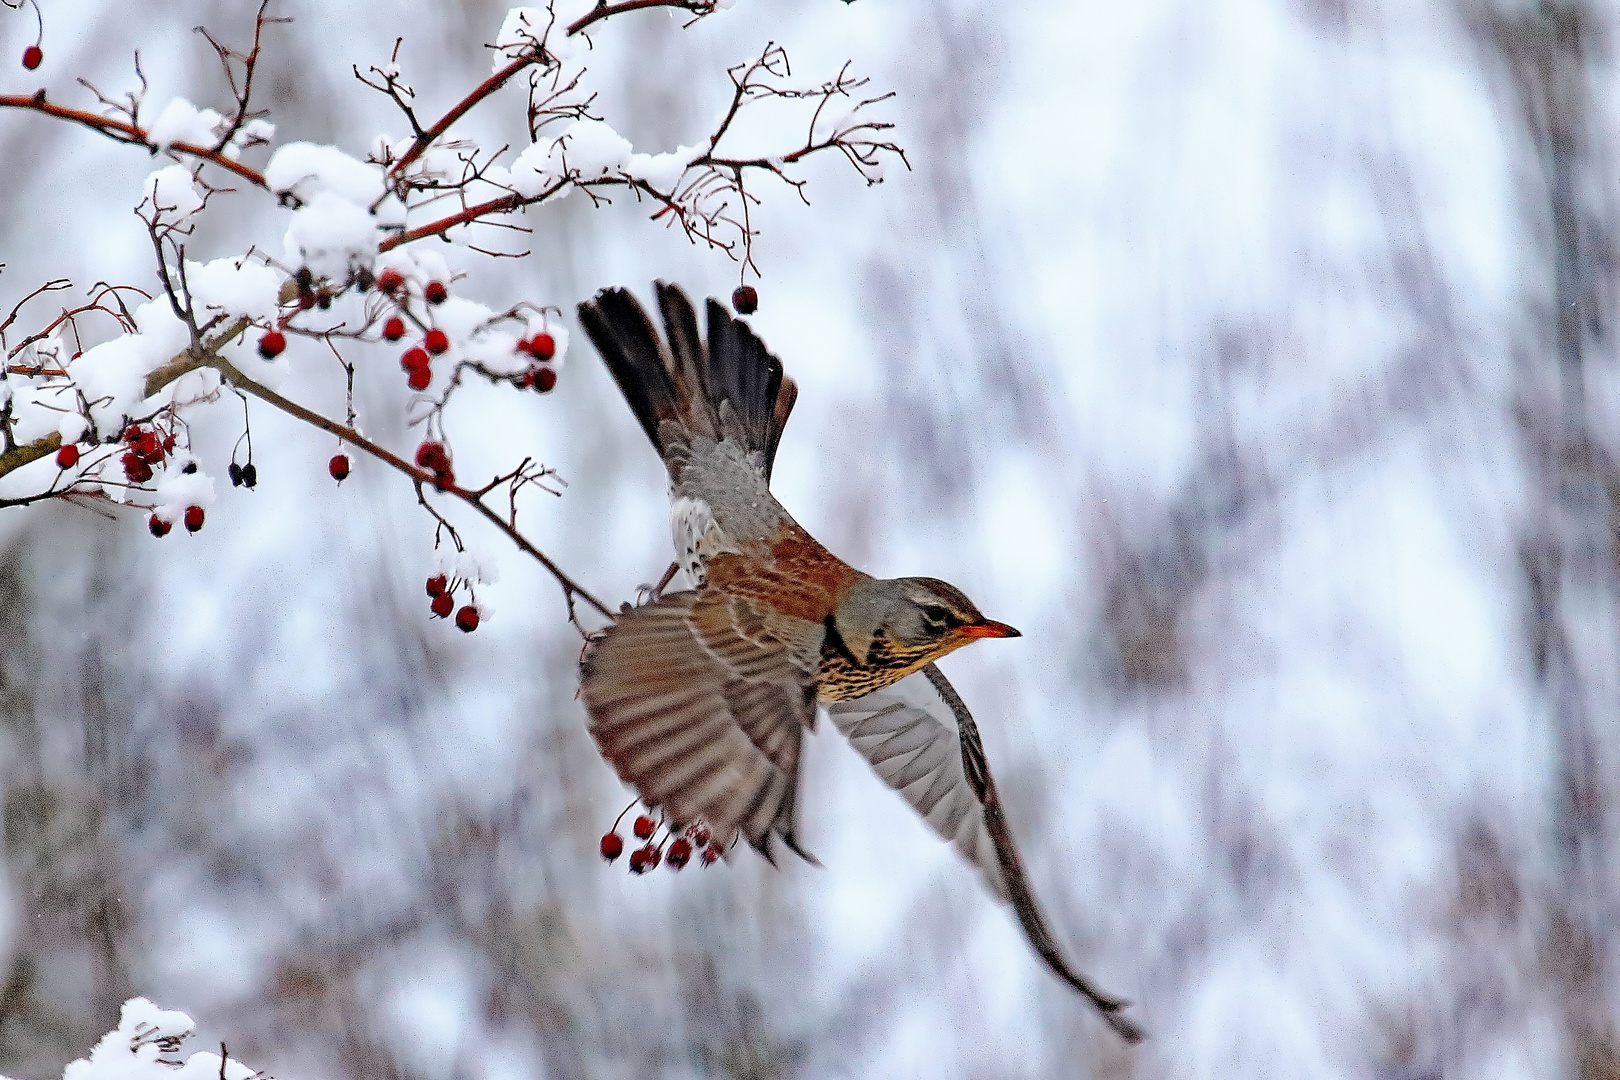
[140,166,204,222]
[59,999,260,1080]
[282,191,382,279]
[185,258,284,323]
[145,98,226,150]
[66,299,193,433]
[151,463,217,524]
[624,145,700,190]
[265,142,387,207]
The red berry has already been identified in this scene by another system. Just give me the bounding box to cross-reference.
[376,268,405,294]
[633,815,655,840]
[430,593,454,618]
[132,432,162,464]
[55,444,79,469]
[183,505,205,532]
[400,346,430,372]
[162,434,177,452]
[455,605,479,633]
[406,366,431,391]
[688,825,710,847]
[423,328,449,355]
[424,280,448,305]
[432,469,455,491]
[700,843,722,866]
[628,848,651,875]
[382,316,406,342]
[600,832,625,861]
[258,330,286,359]
[148,514,170,537]
[732,285,758,315]
[22,46,41,71]
[639,844,661,870]
[328,453,350,482]
[526,333,556,360]
[415,441,451,473]
[532,366,557,393]
[123,453,152,484]
[426,574,448,597]
[666,837,693,869]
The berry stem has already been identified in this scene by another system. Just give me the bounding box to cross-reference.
[210,355,614,621]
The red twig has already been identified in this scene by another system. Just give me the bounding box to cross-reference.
[0,94,269,189]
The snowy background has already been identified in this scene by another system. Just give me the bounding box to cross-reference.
[3,0,1619,1077]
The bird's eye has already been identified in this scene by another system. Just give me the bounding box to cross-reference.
[921,604,952,627]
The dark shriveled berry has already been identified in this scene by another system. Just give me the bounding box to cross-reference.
[600,832,624,861]
[732,285,758,315]
[430,593,454,618]
[183,505,205,533]
[229,462,243,487]
[532,366,557,393]
[241,463,258,488]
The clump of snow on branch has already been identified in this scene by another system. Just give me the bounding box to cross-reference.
[68,299,192,432]
[186,258,285,323]
[146,98,227,151]
[140,166,205,223]
[39,998,264,1080]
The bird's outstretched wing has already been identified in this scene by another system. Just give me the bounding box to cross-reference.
[829,664,1145,1044]
[580,589,820,861]
[826,669,1009,900]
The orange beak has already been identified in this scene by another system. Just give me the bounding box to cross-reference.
[955,619,1021,640]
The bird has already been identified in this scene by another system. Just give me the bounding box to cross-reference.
[576,282,1143,1043]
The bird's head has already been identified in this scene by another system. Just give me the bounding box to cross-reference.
[832,576,1020,672]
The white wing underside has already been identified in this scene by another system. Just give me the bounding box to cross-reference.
[827,669,1009,901]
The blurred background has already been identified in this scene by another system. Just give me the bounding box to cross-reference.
[2,0,1618,1076]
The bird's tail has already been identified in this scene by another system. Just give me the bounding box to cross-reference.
[577,282,798,481]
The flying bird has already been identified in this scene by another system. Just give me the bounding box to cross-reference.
[576,282,1143,1043]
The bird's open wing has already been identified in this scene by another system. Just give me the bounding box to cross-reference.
[826,669,1008,900]
[580,589,819,860]
[831,664,1146,1044]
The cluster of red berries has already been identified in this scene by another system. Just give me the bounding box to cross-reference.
[121,424,175,484]
[149,505,205,538]
[415,439,454,490]
[425,572,480,632]
[518,332,559,393]
[600,811,724,875]
[373,271,454,390]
